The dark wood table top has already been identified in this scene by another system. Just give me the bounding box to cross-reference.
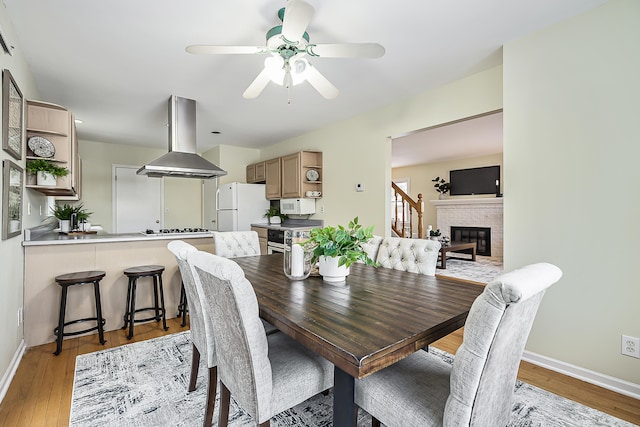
[234,254,484,379]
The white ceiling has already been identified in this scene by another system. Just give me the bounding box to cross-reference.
[392,111,503,167]
[4,0,606,163]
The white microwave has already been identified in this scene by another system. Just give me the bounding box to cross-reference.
[280,198,316,215]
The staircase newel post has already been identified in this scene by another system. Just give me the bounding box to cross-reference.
[417,193,424,238]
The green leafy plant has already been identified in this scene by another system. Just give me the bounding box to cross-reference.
[306,217,377,268]
[264,206,287,222]
[26,159,69,177]
[50,203,90,220]
[430,228,442,237]
[431,177,450,194]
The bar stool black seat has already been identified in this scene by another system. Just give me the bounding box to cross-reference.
[122,265,169,339]
[54,270,107,356]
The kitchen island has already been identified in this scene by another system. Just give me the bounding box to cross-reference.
[23,231,214,347]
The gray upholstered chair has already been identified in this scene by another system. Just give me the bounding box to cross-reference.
[361,235,384,263]
[355,262,562,427]
[167,240,217,427]
[213,230,278,335]
[375,237,441,276]
[187,250,334,427]
[213,231,261,258]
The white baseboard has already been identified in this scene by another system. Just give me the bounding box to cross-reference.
[522,350,640,400]
[0,339,26,404]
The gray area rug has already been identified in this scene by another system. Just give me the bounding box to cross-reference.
[437,254,504,283]
[70,332,635,426]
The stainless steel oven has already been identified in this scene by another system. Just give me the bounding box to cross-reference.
[267,229,286,254]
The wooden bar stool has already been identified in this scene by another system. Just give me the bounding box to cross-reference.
[53,270,107,356]
[122,265,169,339]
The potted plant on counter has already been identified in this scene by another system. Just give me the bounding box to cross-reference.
[264,206,287,225]
[306,217,377,282]
[26,159,69,186]
[50,203,90,233]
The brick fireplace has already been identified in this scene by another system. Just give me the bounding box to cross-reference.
[431,198,503,258]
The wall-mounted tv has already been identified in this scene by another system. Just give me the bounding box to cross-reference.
[450,165,500,196]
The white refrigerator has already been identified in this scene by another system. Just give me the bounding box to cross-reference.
[216,182,270,231]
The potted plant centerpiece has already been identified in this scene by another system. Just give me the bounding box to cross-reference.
[432,176,450,200]
[430,228,442,241]
[51,203,90,233]
[306,217,377,282]
[26,159,69,186]
[264,206,287,224]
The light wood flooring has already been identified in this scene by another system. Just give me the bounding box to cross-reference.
[0,318,638,426]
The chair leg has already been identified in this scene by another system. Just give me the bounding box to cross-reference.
[157,274,169,331]
[372,416,381,427]
[189,344,200,392]
[218,382,231,427]
[203,366,217,427]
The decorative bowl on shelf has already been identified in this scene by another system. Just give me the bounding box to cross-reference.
[28,136,56,158]
[306,169,319,182]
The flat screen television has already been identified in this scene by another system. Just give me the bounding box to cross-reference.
[449,165,500,196]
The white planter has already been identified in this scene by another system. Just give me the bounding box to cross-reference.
[269,216,281,224]
[36,171,57,186]
[318,255,350,283]
[59,220,70,233]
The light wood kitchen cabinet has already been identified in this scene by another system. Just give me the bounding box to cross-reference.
[246,161,266,183]
[282,150,323,199]
[24,100,79,197]
[265,157,281,199]
[251,226,268,254]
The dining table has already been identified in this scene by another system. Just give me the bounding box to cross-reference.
[233,254,485,427]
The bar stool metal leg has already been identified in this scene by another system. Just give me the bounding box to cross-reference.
[54,284,69,355]
[157,274,169,331]
[93,280,106,345]
[127,278,137,340]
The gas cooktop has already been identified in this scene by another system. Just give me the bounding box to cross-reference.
[142,228,213,236]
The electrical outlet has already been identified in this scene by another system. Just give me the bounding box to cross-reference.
[621,335,640,358]
[320,205,325,213]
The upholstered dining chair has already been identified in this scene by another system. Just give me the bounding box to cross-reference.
[375,237,441,276]
[361,235,384,263]
[354,262,563,427]
[167,240,217,427]
[212,230,279,335]
[213,231,261,258]
[187,250,334,427]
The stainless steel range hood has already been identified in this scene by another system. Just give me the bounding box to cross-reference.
[137,95,227,179]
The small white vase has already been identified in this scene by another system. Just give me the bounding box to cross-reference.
[438,193,446,200]
[59,220,70,233]
[37,171,57,186]
[318,256,350,283]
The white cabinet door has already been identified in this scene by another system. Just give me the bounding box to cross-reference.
[113,166,163,233]
[202,177,218,230]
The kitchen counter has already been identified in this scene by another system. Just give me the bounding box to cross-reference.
[23,233,215,347]
[23,230,215,246]
[250,219,323,230]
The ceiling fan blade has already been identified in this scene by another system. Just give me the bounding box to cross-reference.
[186,45,269,55]
[304,64,339,99]
[281,0,314,43]
[307,43,385,58]
[243,68,272,99]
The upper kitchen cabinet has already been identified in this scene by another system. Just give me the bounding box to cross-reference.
[246,161,265,184]
[282,151,323,199]
[265,157,281,200]
[260,150,323,200]
[24,100,79,197]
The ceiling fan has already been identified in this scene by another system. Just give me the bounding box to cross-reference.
[186,0,385,101]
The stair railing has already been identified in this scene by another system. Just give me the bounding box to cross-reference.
[391,182,424,238]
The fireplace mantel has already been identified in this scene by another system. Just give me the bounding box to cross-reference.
[430,198,503,207]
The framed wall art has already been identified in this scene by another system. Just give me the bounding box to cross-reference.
[2,69,23,160]
[2,159,23,239]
